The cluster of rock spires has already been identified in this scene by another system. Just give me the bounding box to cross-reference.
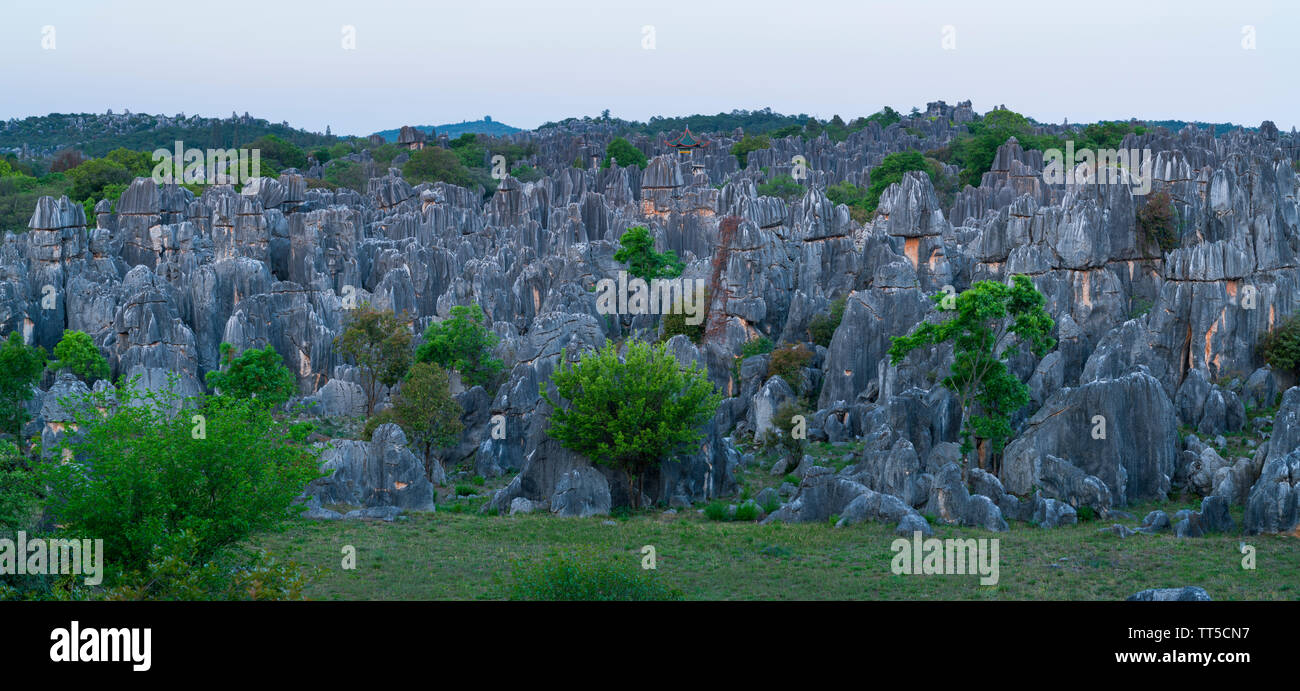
[7,100,1300,537]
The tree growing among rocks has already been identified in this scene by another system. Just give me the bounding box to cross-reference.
[602,137,647,169]
[613,225,683,281]
[889,275,1055,479]
[415,304,502,389]
[542,340,721,508]
[335,304,412,416]
[388,362,464,475]
[204,342,296,409]
[51,329,109,385]
[0,332,47,440]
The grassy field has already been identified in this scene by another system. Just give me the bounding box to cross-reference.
[251,502,1299,601]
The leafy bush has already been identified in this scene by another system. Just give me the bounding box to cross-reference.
[733,501,759,522]
[204,342,296,408]
[53,330,110,385]
[807,297,846,347]
[1259,313,1300,376]
[543,340,721,508]
[661,287,708,343]
[507,549,682,600]
[0,442,36,532]
[362,408,397,440]
[614,225,683,281]
[454,483,477,497]
[740,336,775,359]
[0,331,47,438]
[767,400,809,455]
[415,304,502,389]
[602,137,648,169]
[1137,189,1179,253]
[703,500,730,521]
[1076,506,1097,522]
[782,473,801,487]
[730,134,771,168]
[768,343,813,386]
[759,492,782,515]
[42,380,324,573]
[757,174,803,201]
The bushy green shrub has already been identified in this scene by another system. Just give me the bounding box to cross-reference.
[42,380,323,573]
[768,400,809,455]
[757,174,802,201]
[415,304,502,389]
[52,329,110,384]
[507,549,682,600]
[768,343,813,385]
[614,225,683,281]
[703,500,730,521]
[662,287,708,343]
[730,134,770,168]
[204,342,296,408]
[1260,313,1300,376]
[543,340,721,508]
[733,501,759,522]
[602,137,647,169]
[0,331,47,438]
[759,492,782,515]
[1137,189,1179,253]
[807,297,846,347]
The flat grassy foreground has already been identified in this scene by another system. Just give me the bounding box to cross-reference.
[250,505,1299,601]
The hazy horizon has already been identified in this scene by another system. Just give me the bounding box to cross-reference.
[2,0,1297,134]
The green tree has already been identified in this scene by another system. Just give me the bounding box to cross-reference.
[949,109,1063,188]
[42,380,322,581]
[102,147,154,178]
[757,174,803,201]
[248,134,307,174]
[614,225,684,281]
[863,151,933,215]
[602,137,648,169]
[403,146,475,188]
[863,106,902,129]
[67,158,132,203]
[729,134,770,168]
[204,342,297,408]
[543,340,721,507]
[0,332,47,439]
[0,441,37,533]
[51,329,109,384]
[510,163,544,182]
[335,304,413,416]
[888,275,1055,478]
[415,304,502,389]
[389,362,464,473]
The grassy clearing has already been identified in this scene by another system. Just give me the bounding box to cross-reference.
[251,503,1298,601]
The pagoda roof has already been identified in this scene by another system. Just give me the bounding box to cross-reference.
[666,127,705,149]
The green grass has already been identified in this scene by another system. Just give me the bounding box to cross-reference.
[250,506,1299,601]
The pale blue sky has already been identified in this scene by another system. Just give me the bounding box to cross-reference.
[1,0,1295,135]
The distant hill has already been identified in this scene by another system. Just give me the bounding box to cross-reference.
[0,111,338,158]
[372,118,523,142]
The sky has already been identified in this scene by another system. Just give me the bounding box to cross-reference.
[1,0,1297,135]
